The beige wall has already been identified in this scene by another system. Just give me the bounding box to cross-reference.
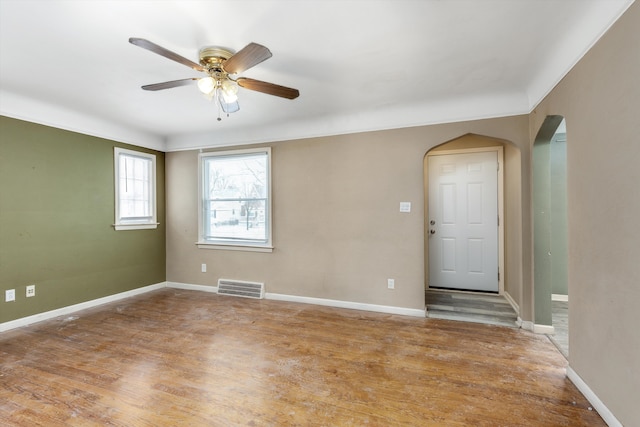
[166,4,639,423]
[530,2,639,424]
[167,117,529,311]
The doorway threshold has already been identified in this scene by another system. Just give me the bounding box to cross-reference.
[425,289,518,328]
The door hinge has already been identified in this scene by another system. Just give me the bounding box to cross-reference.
[497,215,500,226]
[498,271,500,281]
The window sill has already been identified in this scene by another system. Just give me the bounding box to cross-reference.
[196,242,273,253]
[113,222,159,231]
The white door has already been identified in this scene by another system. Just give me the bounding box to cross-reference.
[428,151,499,292]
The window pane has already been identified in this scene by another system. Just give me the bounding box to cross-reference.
[114,147,157,230]
[202,150,269,244]
[118,153,152,220]
[205,199,267,241]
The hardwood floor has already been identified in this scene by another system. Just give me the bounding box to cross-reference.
[1,289,603,426]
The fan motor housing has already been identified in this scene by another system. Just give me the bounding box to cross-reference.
[199,46,235,67]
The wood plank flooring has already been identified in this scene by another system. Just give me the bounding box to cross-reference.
[426,289,519,328]
[550,300,569,358]
[1,289,603,426]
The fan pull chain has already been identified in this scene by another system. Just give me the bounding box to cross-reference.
[215,86,222,121]
[213,89,230,120]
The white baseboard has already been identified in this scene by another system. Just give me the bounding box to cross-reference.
[265,292,426,318]
[503,291,520,315]
[517,319,555,335]
[0,282,166,332]
[552,293,569,302]
[519,319,532,331]
[533,323,555,334]
[1,282,426,332]
[566,366,622,427]
[166,282,218,293]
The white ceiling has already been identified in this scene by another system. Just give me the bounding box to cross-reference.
[0,0,633,152]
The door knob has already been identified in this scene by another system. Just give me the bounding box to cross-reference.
[430,229,436,235]
[430,220,436,225]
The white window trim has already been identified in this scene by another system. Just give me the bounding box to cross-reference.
[197,147,273,251]
[113,147,158,231]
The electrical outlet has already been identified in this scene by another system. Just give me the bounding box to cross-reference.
[387,279,395,289]
[5,289,16,302]
[26,284,36,297]
[201,263,207,273]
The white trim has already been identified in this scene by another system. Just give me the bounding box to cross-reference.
[519,319,533,331]
[552,293,569,302]
[533,323,555,335]
[196,242,273,253]
[566,366,622,427]
[265,292,426,318]
[114,222,160,231]
[166,282,218,293]
[0,282,166,333]
[114,147,158,231]
[520,320,555,335]
[1,283,426,333]
[426,146,505,294]
[198,147,272,250]
[503,291,520,315]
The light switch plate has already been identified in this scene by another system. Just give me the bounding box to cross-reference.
[399,202,411,213]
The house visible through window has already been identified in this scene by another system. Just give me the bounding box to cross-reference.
[114,147,157,230]
[198,148,272,250]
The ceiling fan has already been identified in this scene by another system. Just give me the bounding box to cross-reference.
[129,38,299,120]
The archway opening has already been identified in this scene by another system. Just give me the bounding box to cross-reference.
[423,134,523,327]
[533,115,568,357]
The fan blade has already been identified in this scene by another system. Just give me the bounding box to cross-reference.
[223,43,272,74]
[141,78,198,91]
[237,78,299,99]
[129,37,204,72]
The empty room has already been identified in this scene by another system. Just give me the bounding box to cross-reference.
[1,1,638,426]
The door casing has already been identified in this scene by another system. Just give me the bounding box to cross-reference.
[426,146,505,294]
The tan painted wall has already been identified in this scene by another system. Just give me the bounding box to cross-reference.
[530,2,639,424]
[167,117,529,312]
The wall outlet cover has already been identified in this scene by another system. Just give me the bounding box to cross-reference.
[5,289,16,302]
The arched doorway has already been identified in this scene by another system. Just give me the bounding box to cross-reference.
[533,115,569,357]
[423,134,522,327]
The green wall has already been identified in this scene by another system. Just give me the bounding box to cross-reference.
[0,116,166,323]
[533,138,552,325]
[550,133,568,296]
[533,116,568,325]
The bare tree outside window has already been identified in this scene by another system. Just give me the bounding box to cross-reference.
[200,149,270,246]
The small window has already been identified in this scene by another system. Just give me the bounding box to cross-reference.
[198,148,272,251]
[114,147,157,230]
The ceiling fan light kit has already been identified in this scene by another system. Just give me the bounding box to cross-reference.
[129,38,299,121]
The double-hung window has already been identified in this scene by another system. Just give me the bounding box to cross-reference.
[198,148,272,251]
[114,147,157,230]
